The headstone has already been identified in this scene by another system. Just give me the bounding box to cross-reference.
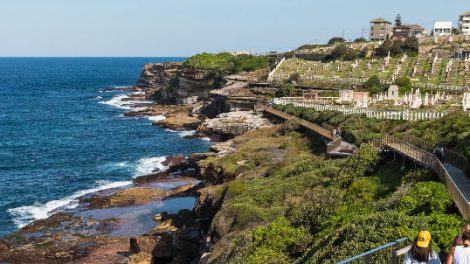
[388,85,399,101]
[463,93,470,111]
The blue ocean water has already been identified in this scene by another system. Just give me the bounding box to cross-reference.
[0,58,211,237]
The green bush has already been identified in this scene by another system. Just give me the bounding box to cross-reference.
[338,144,380,187]
[185,52,271,76]
[251,217,312,256]
[399,182,455,215]
[364,75,383,95]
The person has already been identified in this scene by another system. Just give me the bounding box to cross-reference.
[447,229,470,264]
[331,128,337,139]
[433,146,445,161]
[404,230,440,264]
[451,223,470,248]
[336,128,342,138]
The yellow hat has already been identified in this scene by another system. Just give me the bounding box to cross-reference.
[416,230,431,248]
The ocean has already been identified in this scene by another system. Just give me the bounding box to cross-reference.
[0,58,211,237]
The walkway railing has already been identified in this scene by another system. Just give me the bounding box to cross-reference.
[376,134,470,219]
[264,105,469,219]
[263,106,334,140]
[400,133,469,172]
[337,238,410,264]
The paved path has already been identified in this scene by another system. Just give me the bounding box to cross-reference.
[444,163,470,202]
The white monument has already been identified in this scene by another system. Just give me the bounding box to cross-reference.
[463,93,470,111]
[388,85,400,101]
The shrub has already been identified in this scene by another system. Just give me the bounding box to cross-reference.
[338,144,380,187]
[398,182,454,215]
[395,76,412,95]
[251,217,312,256]
[275,84,295,97]
[288,72,301,83]
[354,37,367,43]
[328,37,346,45]
[364,75,383,95]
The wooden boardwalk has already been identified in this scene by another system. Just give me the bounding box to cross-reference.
[261,106,470,219]
[261,106,357,156]
[373,135,470,219]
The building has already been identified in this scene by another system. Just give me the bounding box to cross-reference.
[370,18,393,41]
[392,24,425,39]
[432,21,453,36]
[459,11,470,35]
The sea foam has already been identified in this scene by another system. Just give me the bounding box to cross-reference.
[7,180,132,228]
[165,129,197,138]
[133,156,169,177]
[147,115,166,122]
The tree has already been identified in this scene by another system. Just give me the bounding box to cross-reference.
[275,84,295,97]
[395,76,412,95]
[375,39,393,57]
[354,37,367,43]
[328,37,346,45]
[402,36,419,54]
[359,48,369,58]
[344,49,359,61]
[391,40,403,56]
[395,14,402,26]
[288,72,301,83]
[364,75,383,95]
[330,44,348,60]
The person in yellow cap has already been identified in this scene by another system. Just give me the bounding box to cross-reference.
[403,230,441,264]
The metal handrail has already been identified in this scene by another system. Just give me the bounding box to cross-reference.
[337,238,410,264]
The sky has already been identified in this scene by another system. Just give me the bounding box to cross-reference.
[0,0,469,57]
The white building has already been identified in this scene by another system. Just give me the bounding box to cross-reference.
[432,21,453,36]
[459,11,470,35]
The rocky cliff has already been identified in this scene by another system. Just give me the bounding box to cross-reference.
[136,63,217,105]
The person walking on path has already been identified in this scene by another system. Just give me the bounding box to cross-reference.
[447,229,470,264]
[404,230,440,264]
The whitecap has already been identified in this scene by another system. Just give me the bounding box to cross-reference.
[90,96,103,100]
[99,94,133,110]
[7,180,132,228]
[98,94,149,111]
[165,129,197,138]
[133,156,169,177]
[98,161,132,173]
[147,115,166,122]
[201,137,212,142]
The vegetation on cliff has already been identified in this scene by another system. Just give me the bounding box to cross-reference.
[275,104,470,160]
[185,52,273,76]
[203,123,463,263]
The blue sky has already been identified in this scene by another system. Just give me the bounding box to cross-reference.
[0,0,469,57]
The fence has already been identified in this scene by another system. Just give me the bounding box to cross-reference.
[337,238,410,264]
[275,99,448,121]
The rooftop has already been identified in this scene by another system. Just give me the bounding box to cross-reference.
[433,21,453,29]
[461,11,470,16]
[370,17,391,24]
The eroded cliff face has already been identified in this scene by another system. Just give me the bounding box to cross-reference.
[136,63,217,105]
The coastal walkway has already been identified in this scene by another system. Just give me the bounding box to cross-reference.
[259,106,357,157]
[259,105,470,219]
[371,134,470,219]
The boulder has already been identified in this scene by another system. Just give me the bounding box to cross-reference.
[174,227,203,257]
[0,240,9,252]
[155,220,178,232]
[130,235,173,258]
[128,253,153,264]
